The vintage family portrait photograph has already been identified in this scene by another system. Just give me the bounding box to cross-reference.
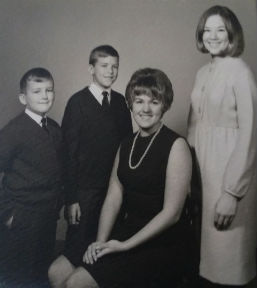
[0,0,256,287]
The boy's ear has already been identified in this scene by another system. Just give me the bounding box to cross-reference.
[88,64,95,76]
[19,93,27,105]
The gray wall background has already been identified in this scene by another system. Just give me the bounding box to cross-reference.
[0,0,256,239]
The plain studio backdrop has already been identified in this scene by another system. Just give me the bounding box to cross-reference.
[0,0,256,239]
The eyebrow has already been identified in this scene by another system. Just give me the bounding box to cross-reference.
[204,25,225,28]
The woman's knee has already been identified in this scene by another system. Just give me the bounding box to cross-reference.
[65,267,98,288]
[48,256,62,280]
[48,255,74,286]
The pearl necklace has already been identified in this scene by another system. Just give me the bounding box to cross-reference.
[129,123,163,170]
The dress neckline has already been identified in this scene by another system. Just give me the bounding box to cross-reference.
[137,125,164,140]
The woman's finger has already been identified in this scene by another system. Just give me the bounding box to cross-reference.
[215,214,225,230]
[222,216,230,229]
[87,244,95,264]
[83,250,88,263]
[227,215,235,228]
[96,247,110,259]
[92,244,99,262]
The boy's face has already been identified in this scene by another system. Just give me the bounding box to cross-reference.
[19,79,55,116]
[89,56,119,89]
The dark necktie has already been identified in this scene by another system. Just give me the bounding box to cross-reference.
[102,91,110,111]
[41,117,48,133]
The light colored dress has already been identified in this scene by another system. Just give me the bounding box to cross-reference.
[188,56,257,285]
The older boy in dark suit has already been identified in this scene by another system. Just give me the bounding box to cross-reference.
[48,45,132,282]
[0,68,65,287]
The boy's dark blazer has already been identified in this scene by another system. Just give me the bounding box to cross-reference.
[0,112,65,224]
[62,87,133,205]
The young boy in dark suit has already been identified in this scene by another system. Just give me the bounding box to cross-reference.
[0,68,65,287]
[48,45,132,285]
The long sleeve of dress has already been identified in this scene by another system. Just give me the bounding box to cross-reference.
[187,72,200,148]
[222,68,257,198]
[187,104,197,148]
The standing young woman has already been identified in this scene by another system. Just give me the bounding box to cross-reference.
[187,5,257,288]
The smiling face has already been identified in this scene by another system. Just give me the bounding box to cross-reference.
[19,79,55,116]
[132,94,163,136]
[89,56,119,89]
[203,14,230,57]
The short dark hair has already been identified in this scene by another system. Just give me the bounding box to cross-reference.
[89,45,119,65]
[20,67,54,93]
[196,5,244,57]
[125,68,173,114]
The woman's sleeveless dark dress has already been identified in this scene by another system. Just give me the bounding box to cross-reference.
[83,125,190,287]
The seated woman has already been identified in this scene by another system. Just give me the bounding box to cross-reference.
[48,68,192,288]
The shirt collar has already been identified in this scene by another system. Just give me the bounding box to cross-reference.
[89,82,111,105]
[25,108,46,127]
